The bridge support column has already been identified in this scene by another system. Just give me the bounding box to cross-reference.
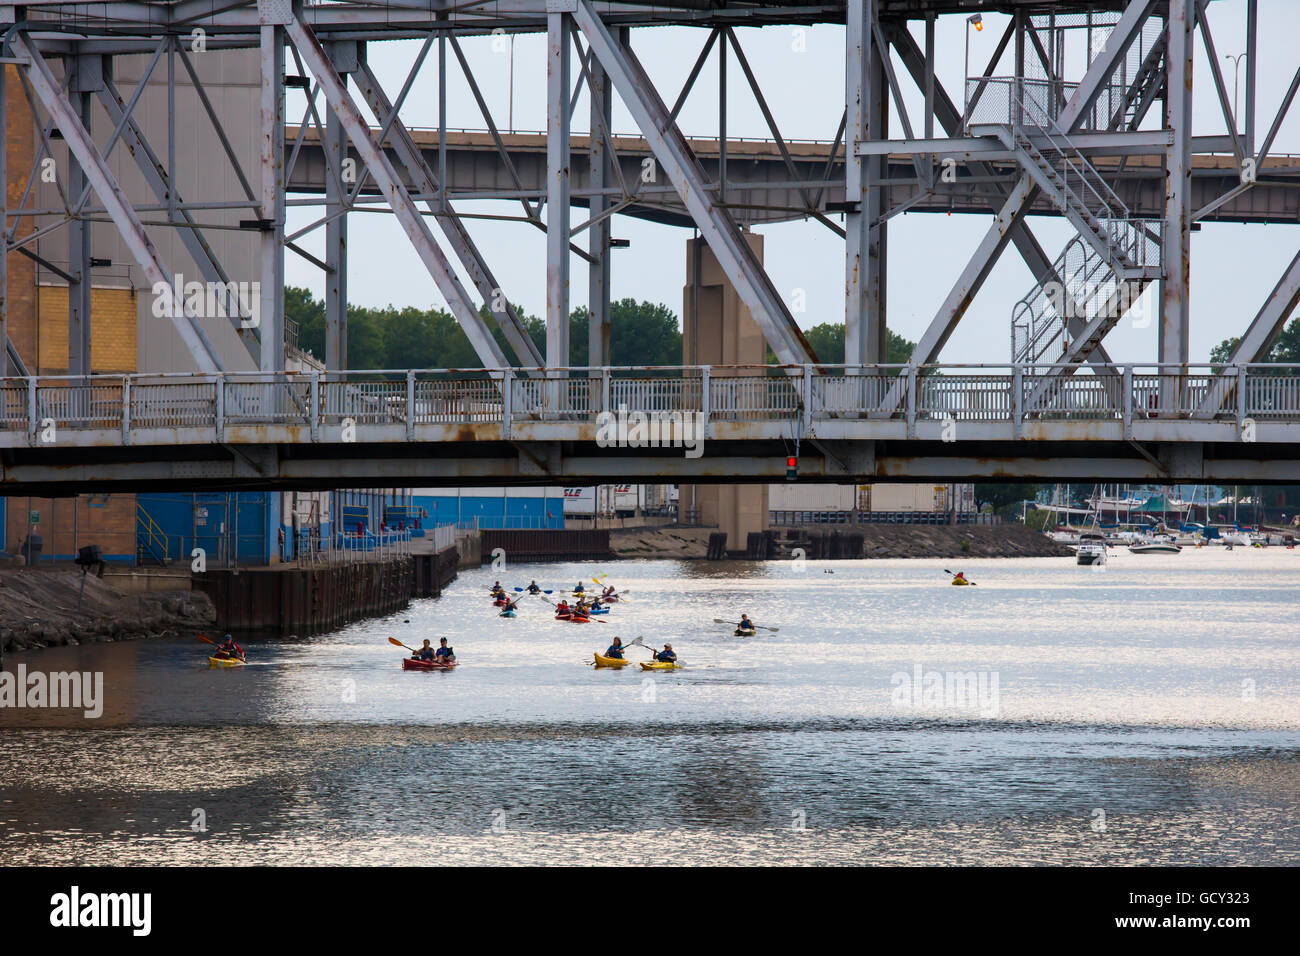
[587,41,612,368]
[546,11,571,368]
[1160,0,1193,409]
[259,25,285,375]
[682,234,768,551]
[67,57,98,378]
[846,0,887,365]
[325,42,356,372]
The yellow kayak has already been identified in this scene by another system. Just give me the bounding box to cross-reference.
[951,578,971,586]
[208,656,246,668]
[640,661,681,671]
[593,652,631,668]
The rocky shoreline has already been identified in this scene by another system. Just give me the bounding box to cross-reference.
[609,523,1072,560]
[0,568,214,655]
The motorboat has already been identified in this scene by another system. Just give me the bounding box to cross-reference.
[1128,534,1182,555]
[1075,533,1107,566]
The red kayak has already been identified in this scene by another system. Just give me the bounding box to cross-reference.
[555,613,590,623]
[402,657,458,671]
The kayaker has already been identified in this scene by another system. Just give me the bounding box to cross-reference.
[527,581,541,594]
[574,598,590,614]
[602,585,617,601]
[215,634,245,661]
[435,638,455,663]
[412,639,435,662]
[590,598,603,612]
[952,571,967,584]
[738,614,755,632]
[604,637,627,660]
[557,599,571,614]
[574,582,585,594]
[653,643,676,663]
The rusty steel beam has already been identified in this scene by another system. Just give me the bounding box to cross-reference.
[11,31,224,373]
[351,57,545,367]
[283,13,513,369]
[571,0,818,366]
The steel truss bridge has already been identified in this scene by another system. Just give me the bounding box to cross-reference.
[3,0,1300,489]
[3,363,1300,493]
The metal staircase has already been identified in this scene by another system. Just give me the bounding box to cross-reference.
[1108,31,1167,131]
[976,118,1159,283]
[1012,237,1150,368]
[967,72,1164,381]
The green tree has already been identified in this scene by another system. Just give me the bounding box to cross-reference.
[799,322,915,365]
[346,306,388,370]
[975,483,1044,516]
[1209,316,1300,365]
[569,299,684,367]
[286,286,325,359]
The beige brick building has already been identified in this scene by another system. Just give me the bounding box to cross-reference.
[3,64,139,560]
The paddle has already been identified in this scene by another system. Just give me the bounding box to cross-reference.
[592,576,627,603]
[514,587,553,595]
[387,636,419,654]
[943,568,977,585]
[711,618,779,633]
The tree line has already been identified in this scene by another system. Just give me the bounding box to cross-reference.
[285,286,917,370]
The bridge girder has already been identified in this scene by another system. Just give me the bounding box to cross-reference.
[2,0,1299,432]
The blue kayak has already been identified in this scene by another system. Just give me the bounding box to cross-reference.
[499,609,517,618]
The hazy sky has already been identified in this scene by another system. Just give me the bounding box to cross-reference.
[283,0,1300,366]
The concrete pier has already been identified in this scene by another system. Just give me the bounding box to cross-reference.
[681,234,770,552]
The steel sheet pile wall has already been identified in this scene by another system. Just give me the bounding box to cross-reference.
[479,529,613,563]
[196,546,459,638]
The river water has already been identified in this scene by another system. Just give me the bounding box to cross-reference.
[2,549,1297,865]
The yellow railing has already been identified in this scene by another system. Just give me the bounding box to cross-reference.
[137,504,169,565]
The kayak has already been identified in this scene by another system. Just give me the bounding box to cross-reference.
[640,661,681,671]
[557,615,591,623]
[733,628,755,637]
[588,608,610,616]
[951,578,971,586]
[208,656,246,668]
[593,652,630,668]
[499,609,517,618]
[403,657,457,671]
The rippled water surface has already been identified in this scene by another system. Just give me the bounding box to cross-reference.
[2,549,1297,864]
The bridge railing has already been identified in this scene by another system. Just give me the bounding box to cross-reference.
[4,364,1300,442]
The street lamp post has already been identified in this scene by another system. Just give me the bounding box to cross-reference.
[963,13,984,124]
[1225,53,1247,132]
